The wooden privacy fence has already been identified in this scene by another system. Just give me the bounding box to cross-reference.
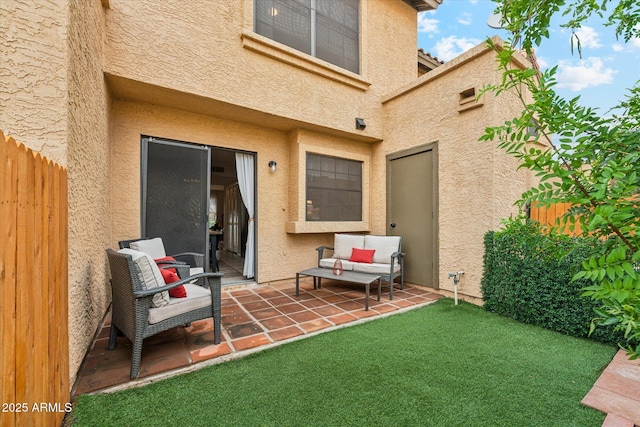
[529,202,580,236]
[1,131,69,427]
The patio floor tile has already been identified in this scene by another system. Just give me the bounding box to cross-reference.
[287,310,322,323]
[312,305,345,317]
[231,333,272,351]
[268,326,305,341]
[299,318,332,333]
[225,322,264,339]
[190,342,233,363]
[326,313,358,325]
[72,280,442,396]
[260,315,296,330]
[250,306,283,320]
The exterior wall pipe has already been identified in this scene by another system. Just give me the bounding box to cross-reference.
[447,271,465,305]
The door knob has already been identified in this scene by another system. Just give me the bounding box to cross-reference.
[390,223,396,228]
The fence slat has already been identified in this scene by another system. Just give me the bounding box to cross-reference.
[1,133,18,427]
[54,161,69,426]
[33,152,47,426]
[16,143,36,427]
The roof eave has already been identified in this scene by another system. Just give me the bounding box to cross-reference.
[403,0,443,12]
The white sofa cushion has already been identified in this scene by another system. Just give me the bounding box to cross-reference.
[148,283,211,324]
[364,235,401,264]
[117,248,170,307]
[319,258,355,271]
[353,262,401,275]
[334,234,365,260]
[130,237,166,260]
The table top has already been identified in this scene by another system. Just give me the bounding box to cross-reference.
[298,267,380,284]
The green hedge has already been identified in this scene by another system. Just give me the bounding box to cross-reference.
[481,220,623,345]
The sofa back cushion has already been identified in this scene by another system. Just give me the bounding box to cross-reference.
[364,235,401,264]
[117,248,170,307]
[130,237,166,260]
[334,234,365,260]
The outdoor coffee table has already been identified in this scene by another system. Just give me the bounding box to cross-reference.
[295,268,381,311]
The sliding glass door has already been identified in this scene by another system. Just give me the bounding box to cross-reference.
[141,136,210,264]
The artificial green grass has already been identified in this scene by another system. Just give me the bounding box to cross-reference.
[70,299,616,426]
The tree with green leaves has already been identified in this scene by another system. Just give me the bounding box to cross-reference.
[480,0,640,358]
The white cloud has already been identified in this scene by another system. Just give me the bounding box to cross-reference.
[432,35,482,62]
[536,56,550,69]
[417,12,439,34]
[573,26,603,49]
[457,12,472,26]
[556,57,617,91]
[612,43,625,52]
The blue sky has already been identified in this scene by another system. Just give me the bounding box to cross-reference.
[417,0,640,114]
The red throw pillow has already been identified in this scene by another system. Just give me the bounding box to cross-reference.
[160,268,187,298]
[154,256,177,265]
[349,248,375,264]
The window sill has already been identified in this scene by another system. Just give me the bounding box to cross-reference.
[286,221,370,234]
[241,30,370,91]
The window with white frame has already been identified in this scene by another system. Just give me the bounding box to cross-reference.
[306,153,362,221]
[255,0,360,73]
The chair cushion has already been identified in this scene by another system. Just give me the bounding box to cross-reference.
[319,258,355,271]
[364,235,401,264]
[130,237,167,260]
[349,248,375,264]
[353,262,401,275]
[148,284,212,324]
[117,248,170,307]
[334,234,365,260]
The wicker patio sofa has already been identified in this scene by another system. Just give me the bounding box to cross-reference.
[316,234,405,299]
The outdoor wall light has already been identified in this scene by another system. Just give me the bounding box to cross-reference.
[355,117,366,130]
[268,160,277,172]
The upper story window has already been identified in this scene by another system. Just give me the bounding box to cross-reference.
[255,0,360,74]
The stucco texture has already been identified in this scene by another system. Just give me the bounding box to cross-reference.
[1,0,112,387]
[0,0,68,164]
[102,0,418,141]
[66,0,111,386]
[109,100,376,282]
[382,40,534,300]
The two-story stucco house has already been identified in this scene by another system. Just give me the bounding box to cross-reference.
[1,0,538,386]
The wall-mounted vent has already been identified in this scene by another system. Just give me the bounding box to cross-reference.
[457,87,483,112]
[211,166,225,173]
[459,88,475,102]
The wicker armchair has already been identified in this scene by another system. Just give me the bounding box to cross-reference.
[106,249,223,379]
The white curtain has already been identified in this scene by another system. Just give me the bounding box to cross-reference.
[235,153,255,278]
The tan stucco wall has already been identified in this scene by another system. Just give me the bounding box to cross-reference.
[67,0,111,387]
[382,39,532,300]
[102,0,418,141]
[1,0,112,388]
[109,100,375,282]
[0,0,69,164]
[104,0,420,283]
